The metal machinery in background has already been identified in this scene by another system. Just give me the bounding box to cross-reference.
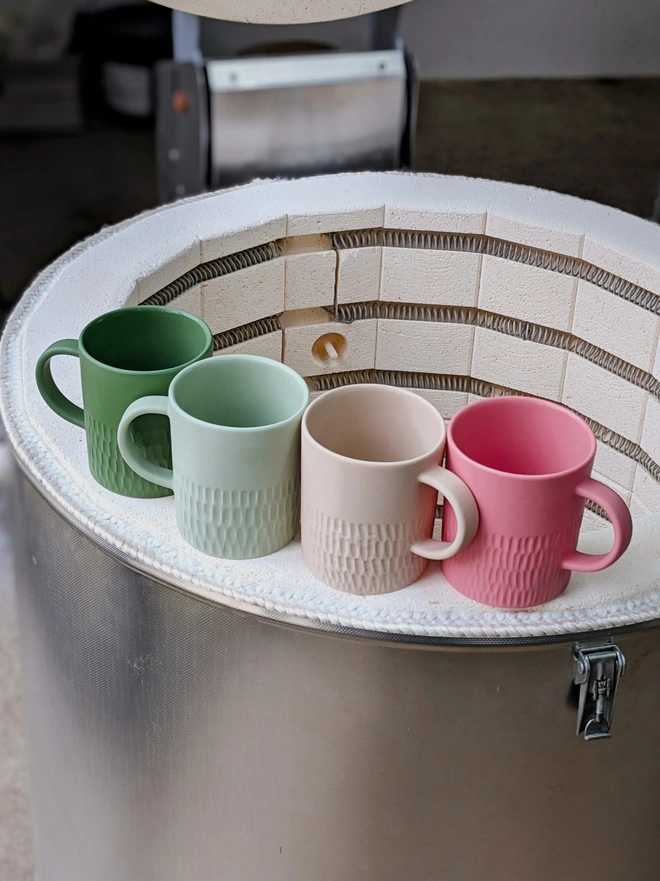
[155,9,417,202]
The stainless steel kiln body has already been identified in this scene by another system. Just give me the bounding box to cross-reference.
[13,467,660,881]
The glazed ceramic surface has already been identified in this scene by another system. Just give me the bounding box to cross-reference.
[441,397,633,608]
[35,307,212,497]
[118,355,309,558]
[301,384,478,593]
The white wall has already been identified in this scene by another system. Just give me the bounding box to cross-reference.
[85,0,660,79]
[402,0,660,79]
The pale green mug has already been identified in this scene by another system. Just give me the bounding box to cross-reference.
[117,354,310,559]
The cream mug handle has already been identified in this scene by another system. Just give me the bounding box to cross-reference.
[411,466,479,561]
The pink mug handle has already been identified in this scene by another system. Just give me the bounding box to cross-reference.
[562,477,633,573]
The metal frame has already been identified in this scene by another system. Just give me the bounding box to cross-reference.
[157,8,416,202]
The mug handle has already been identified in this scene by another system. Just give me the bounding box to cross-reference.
[117,397,174,490]
[562,477,633,572]
[35,340,85,429]
[411,466,479,561]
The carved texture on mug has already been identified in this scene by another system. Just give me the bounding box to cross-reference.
[86,416,173,498]
[175,474,300,558]
[442,521,582,608]
[302,508,433,594]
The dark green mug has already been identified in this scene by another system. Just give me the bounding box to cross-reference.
[35,306,213,497]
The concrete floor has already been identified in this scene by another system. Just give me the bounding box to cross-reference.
[1,77,660,880]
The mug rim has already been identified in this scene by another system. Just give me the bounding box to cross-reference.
[447,395,597,481]
[79,306,213,376]
[302,383,446,468]
[169,353,310,432]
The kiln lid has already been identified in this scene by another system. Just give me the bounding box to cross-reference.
[148,0,413,25]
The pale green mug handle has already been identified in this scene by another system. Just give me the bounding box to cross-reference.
[117,396,174,490]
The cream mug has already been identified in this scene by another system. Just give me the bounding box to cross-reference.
[301,384,479,594]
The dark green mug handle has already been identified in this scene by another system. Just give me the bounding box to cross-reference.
[35,340,85,429]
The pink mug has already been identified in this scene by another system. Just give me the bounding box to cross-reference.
[441,396,633,609]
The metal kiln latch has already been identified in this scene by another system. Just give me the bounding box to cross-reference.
[573,644,626,741]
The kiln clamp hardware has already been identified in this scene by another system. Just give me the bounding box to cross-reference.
[574,643,627,741]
